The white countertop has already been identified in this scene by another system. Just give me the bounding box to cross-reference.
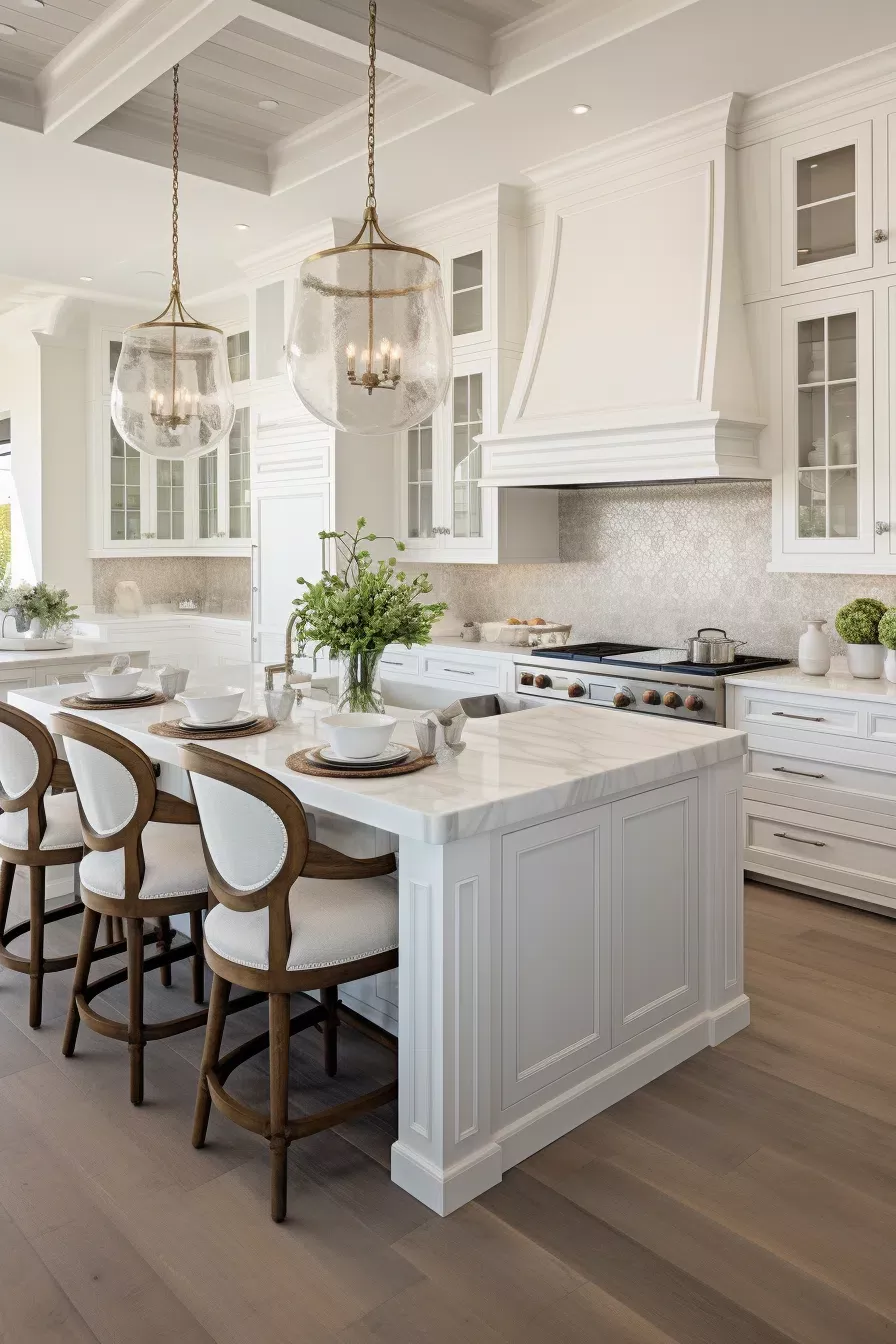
[75,612,249,626]
[11,675,745,845]
[0,638,149,669]
[726,657,896,703]
[391,636,519,659]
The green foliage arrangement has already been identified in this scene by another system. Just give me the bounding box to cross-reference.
[291,518,446,658]
[878,608,896,651]
[0,578,78,633]
[834,597,887,645]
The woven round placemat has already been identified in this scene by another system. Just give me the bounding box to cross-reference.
[61,692,167,711]
[286,745,435,779]
[147,717,277,742]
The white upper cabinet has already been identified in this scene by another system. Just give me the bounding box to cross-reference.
[779,123,873,284]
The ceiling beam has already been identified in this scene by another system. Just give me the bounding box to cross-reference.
[37,0,244,142]
[243,0,492,96]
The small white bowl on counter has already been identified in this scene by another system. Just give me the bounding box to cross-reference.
[176,686,244,725]
[321,712,397,760]
[85,666,145,699]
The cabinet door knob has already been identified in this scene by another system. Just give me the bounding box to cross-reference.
[874,228,889,243]
[876,521,890,535]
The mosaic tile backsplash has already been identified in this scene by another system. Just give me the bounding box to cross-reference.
[92,556,251,616]
[413,481,896,658]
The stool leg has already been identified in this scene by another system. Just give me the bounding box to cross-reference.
[322,985,338,1078]
[63,907,101,1057]
[192,972,231,1149]
[104,915,115,946]
[28,867,46,1030]
[269,992,290,1223]
[157,916,172,987]
[114,917,124,942]
[0,860,16,945]
[127,918,146,1106]
[189,909,205,1005]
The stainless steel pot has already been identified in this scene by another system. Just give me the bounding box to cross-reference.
[684,628,746,665]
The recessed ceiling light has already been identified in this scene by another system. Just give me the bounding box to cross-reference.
[257,98,279,111]
[0,23,18,35]
[79,275,93,282]
[570,103,591,115]
[234,223,250,231]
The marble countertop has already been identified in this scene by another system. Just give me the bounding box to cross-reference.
[11,675,745,845]
[0,638,150,669]
[726,657,896,702]
[392,637,519,659]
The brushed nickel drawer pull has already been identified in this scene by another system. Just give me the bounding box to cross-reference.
[773,831,826,847]
[380,659,405,666]
[772,711,825,722]
[442,667,476,675]
[772,766,826,779]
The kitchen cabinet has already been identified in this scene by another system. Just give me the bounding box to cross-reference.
[779,122,873,285]
[72,617,248,668]
[252,485,328,667]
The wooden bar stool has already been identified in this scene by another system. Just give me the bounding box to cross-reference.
[181,743,399,1223]
[0,702,89,1028]
[52,712,210,1105]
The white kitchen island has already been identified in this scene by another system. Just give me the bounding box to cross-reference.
[11,679,748,1215]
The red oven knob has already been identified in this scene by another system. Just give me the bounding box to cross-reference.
[534,673,552,689]
[684,694,704,712]
[567,681,585,698]
[642,689,661,705]
[613,689,633,708]
[519,672,534,686]
[663,691,682,708]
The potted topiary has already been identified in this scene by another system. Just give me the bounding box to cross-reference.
[879,608,896,683]
[834,597,887,678]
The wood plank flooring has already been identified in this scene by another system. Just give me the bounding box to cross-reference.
[0,876,893,1343]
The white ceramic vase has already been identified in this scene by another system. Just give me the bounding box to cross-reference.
[885,649,896,684]
[845,643,885,679]
[798,618,831,676]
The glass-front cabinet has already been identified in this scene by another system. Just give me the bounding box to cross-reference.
[781,290,875,558]
[780,123,872,284]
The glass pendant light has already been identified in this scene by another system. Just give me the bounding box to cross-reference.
[286,0,451,434]
[111,65,234,459]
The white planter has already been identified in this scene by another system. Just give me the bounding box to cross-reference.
[845,643,885,679]
[885,649,896,684]
[798,618,830,675]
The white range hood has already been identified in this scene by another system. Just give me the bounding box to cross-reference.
[480,95,766,487]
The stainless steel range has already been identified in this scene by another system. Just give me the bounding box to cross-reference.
[513,642,791,726]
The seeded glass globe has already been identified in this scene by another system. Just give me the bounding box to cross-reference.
[111,311,235,459]
[287,216,451,434]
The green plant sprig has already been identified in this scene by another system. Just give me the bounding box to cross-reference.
[878,608,896,651]
[834,597,887,645]
[290,517,447,660]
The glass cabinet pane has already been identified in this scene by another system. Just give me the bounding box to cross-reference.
[795,145,856,266]
[110,419,141,541]
[155,459,184,541]
[198,450,218,539]
[452,251,483,336]
[406,415,434,538]
[228,407,251,538]
[227,330,250,383]
[795,312,859,538]
[452,372,483,539]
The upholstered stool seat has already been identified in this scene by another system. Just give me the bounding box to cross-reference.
[0,789,82,852]
[182,743,399,1223]
[52,713,210,1106]
[0,704,87,1029]
[80,822,209,902]
[204,872,398,973]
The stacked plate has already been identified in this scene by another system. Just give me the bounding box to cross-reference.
[178,710,260,733]
[81,684,157,704]
[308,743,411,771]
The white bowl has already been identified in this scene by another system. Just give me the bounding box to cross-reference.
[320,712,397,760]
[85,666,145,699]
[176,686,244,725]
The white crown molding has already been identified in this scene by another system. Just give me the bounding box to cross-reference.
[736,43,896,146]
[392,183,527,244]
[523,93,743,196]
[236,220,342,279]
[268,78,472,196]
[490,0,700,95]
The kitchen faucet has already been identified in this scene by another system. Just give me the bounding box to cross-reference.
[263,609,310,691]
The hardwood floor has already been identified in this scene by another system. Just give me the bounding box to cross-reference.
[0,875,893,1342]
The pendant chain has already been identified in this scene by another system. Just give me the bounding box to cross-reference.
[366,0,376,210]
[171,62,180,295]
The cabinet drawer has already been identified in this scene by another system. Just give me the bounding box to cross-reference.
[379,651,419,676]
[736,690,860,739]
[745,800,896,904]
[420,653,500,687]
[747,736,896,815]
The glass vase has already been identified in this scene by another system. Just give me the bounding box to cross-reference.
[337,651,384,713]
